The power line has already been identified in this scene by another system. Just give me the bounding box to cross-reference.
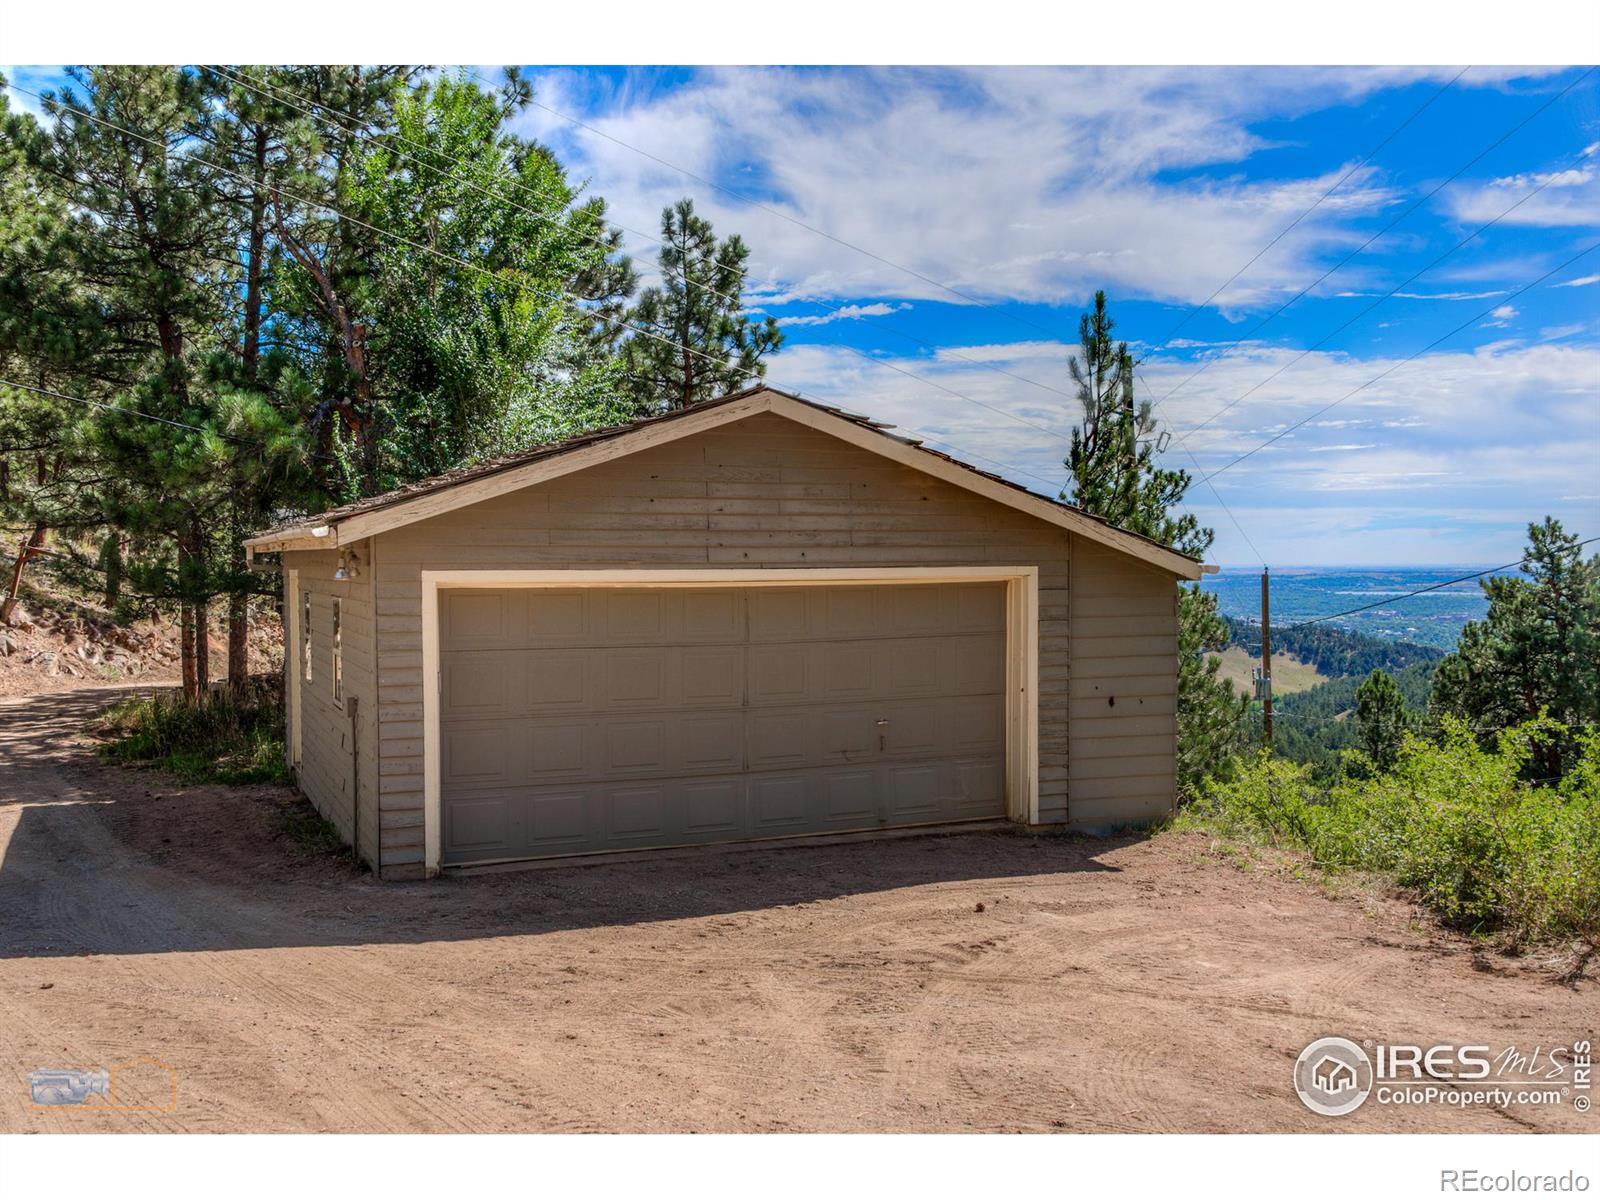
[474,68,1275,557]
[1152,67,1471,350]
[213,65,1088,426]
[0,375,265,445]
[1131,365,1268,567]
[3,80,1076,502]
[1180,145,1598,442]
[1279,536,1600,632]
[1200,241,1600,483]
[1150,66,1594,411]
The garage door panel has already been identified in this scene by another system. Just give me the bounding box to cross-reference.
[444,795,511,855]
[955,760,1005,816]
[526,790,591,850]
[680,647,744,706]
[525,649,589,709]
[953,635,1007,693]
[441,590,514,648]
[750,776,811,830]
[528,722,587,775]
[820,642,874,698]
[748,645,809,704]
[606,785,673,840]
[876,641,942,695]
[442,723,518,785]
[822,586,878,637]
[443,652,514,716]
[604,718,668,772]
[683,780,745,836]
[954,581,1007,631]
[819,708,875,760]
[748,589,810,641]
[883,700,941,756]
[439,582,1009,864]
[681,590,743,640]
[822,770,877,821]
[603,649,668,708]
[678,713,743,773]
[746,709,811,769]
[886,764,943,818]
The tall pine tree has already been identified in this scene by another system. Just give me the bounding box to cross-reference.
[1060,290,1245,792]
[620,198,781,411]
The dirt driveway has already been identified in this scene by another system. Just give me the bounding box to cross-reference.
[0,687,1593,1133]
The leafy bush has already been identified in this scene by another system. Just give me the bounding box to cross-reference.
[1178,717,1600,945]
[99,678,289,785]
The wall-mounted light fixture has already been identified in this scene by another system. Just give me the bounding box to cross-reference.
[333,547,362,581]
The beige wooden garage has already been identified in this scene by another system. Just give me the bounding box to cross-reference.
[247,386,1205,880]
[438,581,1008,863]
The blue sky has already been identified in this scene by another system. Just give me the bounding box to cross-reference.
[8,64,1598,565]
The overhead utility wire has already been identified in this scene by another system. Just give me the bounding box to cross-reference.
[1132,364,1268,567]
[3,81,1068,497]
[469,67,1274,558]
[1150,67,1471,349]
[1278,537,1600,632]
[1200,242,1600,483]
[0,375,267,445]
[1151,66,1594,410]
[1181,147,1595,441]
[214,66,1087,420]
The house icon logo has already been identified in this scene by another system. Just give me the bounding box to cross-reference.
[1294,1037,1374,1116]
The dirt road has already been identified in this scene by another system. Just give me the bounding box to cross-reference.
[1,687,1593,1133]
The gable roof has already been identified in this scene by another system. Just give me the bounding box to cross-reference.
[245,386,1204,579]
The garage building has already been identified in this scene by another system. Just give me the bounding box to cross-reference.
[245,386,1204,880]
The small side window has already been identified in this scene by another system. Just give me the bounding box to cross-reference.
[332,598,343,707]
[302,592,313,685]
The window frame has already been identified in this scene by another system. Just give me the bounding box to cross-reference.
[331,596,344,708]
[301,591,313,685]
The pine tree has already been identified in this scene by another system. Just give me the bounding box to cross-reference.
[1432,517,1599,777]
[1060,290,1244,792]
[347,72,638,489]
[620,198,781,410]
[1062,290,1208,556]
[1355,668,1409,771]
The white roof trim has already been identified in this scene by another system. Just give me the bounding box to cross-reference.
[246,389,1203,579]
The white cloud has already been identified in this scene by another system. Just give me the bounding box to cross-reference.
[778,302,910,327]
[756,336,1600,564]
[1553,273,1600,289]
[518,66,1426,309]
[1444,162,1600,229]
[1482,303,1518,328]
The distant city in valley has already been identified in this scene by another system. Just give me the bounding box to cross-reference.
[1201,566,1508,650]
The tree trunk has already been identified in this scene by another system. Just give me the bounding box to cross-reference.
[242,126,268,384]
[195,596,210,695]
[180,601,197,703]
[228,591,249,692]
[1,522,48,625]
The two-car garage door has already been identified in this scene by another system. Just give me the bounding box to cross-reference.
[438,582,1008,865]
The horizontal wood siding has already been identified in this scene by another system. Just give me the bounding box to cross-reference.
[372,412,1084,867]
[281,545,379,865]
[1067,541,1179,829]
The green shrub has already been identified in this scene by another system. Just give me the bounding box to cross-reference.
[99,678,290,786]
[1179,716,1600,945]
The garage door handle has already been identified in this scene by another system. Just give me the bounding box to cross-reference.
[875,718,890,726]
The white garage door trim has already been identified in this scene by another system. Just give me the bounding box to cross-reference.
[419,567,1040,875]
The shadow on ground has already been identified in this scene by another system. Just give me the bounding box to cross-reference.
[0,687,1131,959]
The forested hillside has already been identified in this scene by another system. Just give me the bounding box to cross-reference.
[0,67,780,701]
[1224,615,1444,677]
